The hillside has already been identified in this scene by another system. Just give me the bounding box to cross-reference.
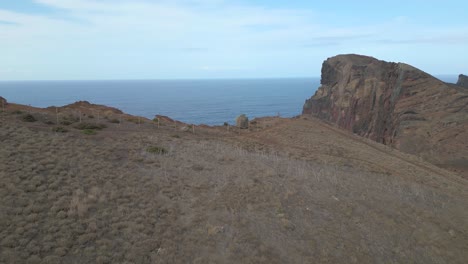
[0,99,467,263]
[303,54,468,177]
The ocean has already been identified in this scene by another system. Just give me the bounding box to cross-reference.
[0,78,320,125]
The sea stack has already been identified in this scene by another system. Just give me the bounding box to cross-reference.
[303,54,468,170]
[456,74,468,88]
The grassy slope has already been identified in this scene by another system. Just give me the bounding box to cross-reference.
[0,106,467,263]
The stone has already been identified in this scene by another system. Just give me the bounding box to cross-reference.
[236,114,249,129]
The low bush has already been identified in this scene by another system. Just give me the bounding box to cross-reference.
[52,126,68,133]
[12,110,23,114]
[60,120,73,126]
[109,118,120,124]
[146,146,168,155]
[82,129,97,135]
[22,114,37,122]
[74,123,107,130]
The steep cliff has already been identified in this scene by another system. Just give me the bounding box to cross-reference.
[456,74,468,88]
[303,54,468,173]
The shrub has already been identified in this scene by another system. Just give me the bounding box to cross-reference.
[223,122,229,126]
[109,118,120,124]
[146,146,168,155]
[52,126,68,133]
[88,115,94,119]
[74,123,107,130]
[126,117,141,124]
[82,129,96,135]
[22,114,37,122]
[60,120,73,126]
[12,110,23,114]
[44,120,55,125]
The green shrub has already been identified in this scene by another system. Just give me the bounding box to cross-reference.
[109,118,120,124]
[82,129,96,135]
[12,110,23,115]
[52,126,68,133]
[44,120,55,125]
[146,146,168,155]
[22,114,37,122]
[74,123,107,130]
[171,134,180,138]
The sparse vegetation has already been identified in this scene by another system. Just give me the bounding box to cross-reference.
[0,109,466,264]
[22,114,37,122]
[44,120,55,125]
[126,117,142,124]
[81,129,97,135]
[60,120,73,126]
[11,110,23,114]
[52,126,68,133]
[108,118,120,124]
[74,123,107,130]
[146,146,168,154]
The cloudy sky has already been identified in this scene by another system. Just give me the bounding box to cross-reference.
[0,0,467,80]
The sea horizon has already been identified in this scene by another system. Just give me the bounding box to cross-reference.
[0,77,321,126]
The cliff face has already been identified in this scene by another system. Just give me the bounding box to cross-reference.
[456,74,468,88]
[303,54,468,172]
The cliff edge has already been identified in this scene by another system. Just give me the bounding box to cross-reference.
[303,54,468,174]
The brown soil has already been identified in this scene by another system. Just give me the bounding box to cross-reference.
[0,103,467,263]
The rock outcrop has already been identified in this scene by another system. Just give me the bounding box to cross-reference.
[236,114,249,129]
[0,96,6,107]
[303,54,468,173]
[456,74,468,88]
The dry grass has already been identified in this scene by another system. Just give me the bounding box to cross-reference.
[0,111,467,263]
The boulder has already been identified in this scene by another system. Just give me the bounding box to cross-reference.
[236,114,249,129]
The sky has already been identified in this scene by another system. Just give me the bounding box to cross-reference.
[0,0,467,80]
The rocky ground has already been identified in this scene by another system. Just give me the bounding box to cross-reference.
[0,101,467,263]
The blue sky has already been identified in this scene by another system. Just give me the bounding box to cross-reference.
[0,0,467,80]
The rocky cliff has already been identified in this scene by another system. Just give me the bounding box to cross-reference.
[303,54,468,174]
[456,74,468,88]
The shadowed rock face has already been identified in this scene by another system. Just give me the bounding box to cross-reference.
[0,96,6,106]
[456,74,468,88]
[303,54,468,173]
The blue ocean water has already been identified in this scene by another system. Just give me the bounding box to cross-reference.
[0,78,319,125]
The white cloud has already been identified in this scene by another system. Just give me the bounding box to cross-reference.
[0,0,467,79]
